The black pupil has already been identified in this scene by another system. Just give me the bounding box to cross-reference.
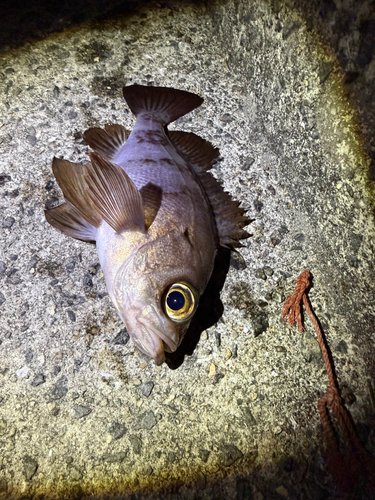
[167,291,185,311]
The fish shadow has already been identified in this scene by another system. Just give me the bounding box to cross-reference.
[164,247,231,369]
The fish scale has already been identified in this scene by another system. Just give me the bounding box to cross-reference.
[115,125,198,194]
[118,160,189,193]
[45,84,250,365]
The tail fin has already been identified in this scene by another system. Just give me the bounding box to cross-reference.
[122,84,203,125]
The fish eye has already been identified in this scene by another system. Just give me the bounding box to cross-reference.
[164,282,197,323]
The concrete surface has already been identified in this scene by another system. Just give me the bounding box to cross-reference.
[0,1,374,499]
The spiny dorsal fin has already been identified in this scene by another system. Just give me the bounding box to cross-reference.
[83,124,130,161]
[45,202,97,242]
[197,170,251,248]
[123,84,203,125]
[52,157,101,228]
[168,131,220,171]
[86,153,145,234]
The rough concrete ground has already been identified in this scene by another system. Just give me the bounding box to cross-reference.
[0,1,374,499]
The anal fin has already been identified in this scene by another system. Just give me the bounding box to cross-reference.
[86,153,145,234]
[45,202,97,242]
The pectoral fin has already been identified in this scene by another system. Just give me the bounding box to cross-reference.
[139,183,162,230]
[86,153,145,234]
[45,202,97,242]
[52,157,101,228]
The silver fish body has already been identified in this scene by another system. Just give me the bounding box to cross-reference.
[46,85,250,365]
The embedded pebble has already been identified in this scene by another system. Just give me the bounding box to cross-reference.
[67,310,76,322]
[224,349,232,361]
[263,266,274,276]
[251,313,269,337]
[16,366,29,378]
[108,422,126,440]
[0,418,7,435]
[275,485,289,497]
[272,290,284,303]
[2,217,15,229]
[134,411,158,430]
[220,444,243,467]
[102,452,127,463]
[129,435,142,455]
[23,456,38,480]
[0,261,6,277]
[46,305,56,315]
[255,268,266,280]
[141,381,154,397]
[49,377,68,400]
[31,374,45,387]
[26,135,37,146]
[74,405,92,419]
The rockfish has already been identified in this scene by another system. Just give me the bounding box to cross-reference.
[45,85,250,365]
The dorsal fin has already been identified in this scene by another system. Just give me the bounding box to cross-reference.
[167,132,251,248]
[86,153,145,234]
[83,124,130,161]
[122,84,203,125]
[52,157,102,228]
[168,131,220,171]
[45,202,97,242]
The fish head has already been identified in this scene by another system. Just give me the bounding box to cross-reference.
[112,228,215,365]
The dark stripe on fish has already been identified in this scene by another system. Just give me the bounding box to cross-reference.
[159,158,174,166]
[135,130,169,145]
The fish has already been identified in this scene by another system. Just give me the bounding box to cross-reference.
[45,84,250,365]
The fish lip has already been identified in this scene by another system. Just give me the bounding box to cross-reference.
[118,302,179,365]
[153,350,166,366]
[138,315,178,354]
[136,304,179,355]
[131,327,166,365]
[144,331,166,366]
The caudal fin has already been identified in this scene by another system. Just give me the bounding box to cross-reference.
[122,84,203,126]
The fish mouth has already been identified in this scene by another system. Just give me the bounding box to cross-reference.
[140,320,178,351]
[136,331,166,366]
[134,307,179,365]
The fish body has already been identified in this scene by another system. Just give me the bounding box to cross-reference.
[46,85,250,365]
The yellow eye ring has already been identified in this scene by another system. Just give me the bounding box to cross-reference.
[164,282,198,323]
